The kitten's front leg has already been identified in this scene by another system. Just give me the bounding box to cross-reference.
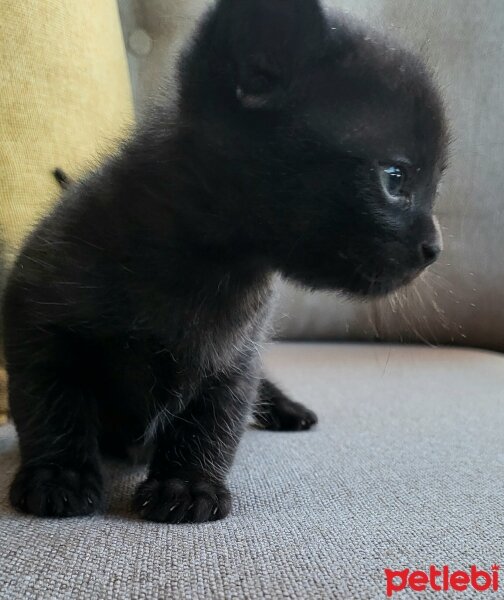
[133,374,251,523]
[9,370,103,518]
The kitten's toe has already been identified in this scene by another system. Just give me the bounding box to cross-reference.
[256,399,318,431]
[133,475,231,523]
[10,464,104,518]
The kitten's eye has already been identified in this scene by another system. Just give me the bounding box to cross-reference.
[379,165,407,200]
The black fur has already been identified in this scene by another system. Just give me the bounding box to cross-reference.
[52,168,73,190]
[3,0,448,522]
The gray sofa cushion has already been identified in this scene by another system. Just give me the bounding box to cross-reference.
[118,0,504,352]
[2,343,503,598]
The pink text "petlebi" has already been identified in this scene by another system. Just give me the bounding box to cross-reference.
[384,565,499,597]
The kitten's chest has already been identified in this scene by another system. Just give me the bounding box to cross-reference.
[183,285,274,376]
[129,273,274,379]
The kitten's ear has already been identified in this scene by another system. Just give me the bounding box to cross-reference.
[214,0,328,110]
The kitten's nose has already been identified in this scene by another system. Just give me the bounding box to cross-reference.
[420,241,441,266]
[419,216,443,267]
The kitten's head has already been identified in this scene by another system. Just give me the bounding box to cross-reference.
[178,0,449,296]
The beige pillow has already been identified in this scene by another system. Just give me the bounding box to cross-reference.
[0,0,134,418]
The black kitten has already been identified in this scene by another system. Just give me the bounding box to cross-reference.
[4,0,447,522]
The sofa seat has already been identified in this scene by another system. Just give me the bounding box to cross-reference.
[1,343,503,599]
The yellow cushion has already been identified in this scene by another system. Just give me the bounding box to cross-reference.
[0,0,134,418]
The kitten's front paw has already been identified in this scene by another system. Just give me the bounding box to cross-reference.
[133,475,231,523]
[10,464,104,518]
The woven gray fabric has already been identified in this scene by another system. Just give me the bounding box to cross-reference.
[1,343,503,599]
